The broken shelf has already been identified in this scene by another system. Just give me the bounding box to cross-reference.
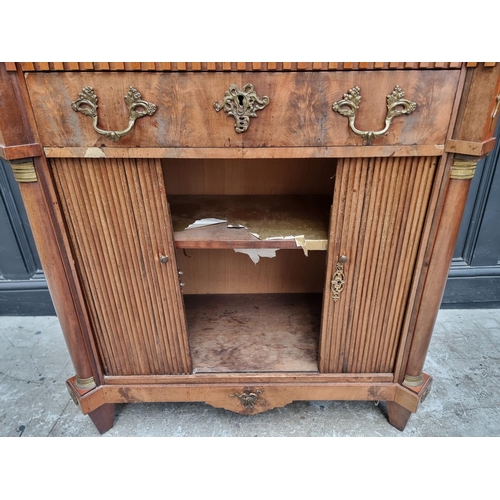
[169,195,331,250]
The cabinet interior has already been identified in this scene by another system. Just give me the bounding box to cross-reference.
[162,158,337,372]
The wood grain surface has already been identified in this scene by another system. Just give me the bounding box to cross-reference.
[51,157,192,376]
[176,249,326,295]
[319,156,438,374]
[162,158,337,195]
[44,144,445,158]
[185,294,321,373]
[25,70,460,149]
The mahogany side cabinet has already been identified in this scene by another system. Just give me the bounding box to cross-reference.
[1,62,499,433]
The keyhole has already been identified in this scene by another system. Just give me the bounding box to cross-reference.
[237,95,244,106]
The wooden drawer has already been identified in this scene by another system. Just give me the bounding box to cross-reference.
[242,70,460,148]
[26,72,240,149]
[26,70,460,149]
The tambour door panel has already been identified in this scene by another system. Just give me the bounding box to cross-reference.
[51,157,192,376]
[25,70,460,149]
[319,156,438,374]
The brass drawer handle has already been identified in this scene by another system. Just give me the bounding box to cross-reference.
[332,86,416,145]
[72,86,157,142]
[331,255,347,302]
[214,83,269,133]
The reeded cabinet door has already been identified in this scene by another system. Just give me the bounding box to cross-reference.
[319,156,438,373]
[51,157,192,376]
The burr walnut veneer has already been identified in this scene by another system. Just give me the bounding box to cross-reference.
[1,62,499,433]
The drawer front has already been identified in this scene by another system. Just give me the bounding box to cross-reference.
[240,70,460,148]
[26,70,460,149]
[26,72,243,148]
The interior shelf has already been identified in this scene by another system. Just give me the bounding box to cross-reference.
[169,195,331,249]
[185,293,321,373]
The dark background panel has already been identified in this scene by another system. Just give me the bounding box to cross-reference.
[0,158,55,315]
[442,119,500,308]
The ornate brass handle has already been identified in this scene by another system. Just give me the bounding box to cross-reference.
[332,86,417,145]
[214,83,269,133]
[71,86,157,142]
[331,255,347,302]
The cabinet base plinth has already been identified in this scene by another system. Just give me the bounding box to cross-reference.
[63,373,437,434]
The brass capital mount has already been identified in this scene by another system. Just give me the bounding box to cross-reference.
[75,376,96,390]
[450,158,479,180]
[403,374,424,387]
[11,160,37,183]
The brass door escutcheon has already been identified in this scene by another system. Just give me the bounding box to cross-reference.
[490,94,500,131]
[332,86,417,145]
[230,389,263,409]
[331,255,347,302]
[214,83,269,133]
[72,86,157,142]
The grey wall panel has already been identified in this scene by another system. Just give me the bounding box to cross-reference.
[0,158,55,315]
[442,119,500,307]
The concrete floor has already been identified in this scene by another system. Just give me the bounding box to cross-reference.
[1,308,499,437]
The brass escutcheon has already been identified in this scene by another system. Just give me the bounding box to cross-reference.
[490,94,500,131]
[331,255,347,302]
[67,387,79,406]
[332,85,417,145]
[72,86,157,142]
[420,382,432,404]
[230,389,263,409]
[214,83,269,133]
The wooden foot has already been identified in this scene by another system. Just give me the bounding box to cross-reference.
[386,401,412,431]
[88,403,115,434]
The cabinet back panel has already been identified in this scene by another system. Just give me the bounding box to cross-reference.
[320,156,438,373]
[176,249,326,294]
[162,158,337,195]
[51,157,192,376]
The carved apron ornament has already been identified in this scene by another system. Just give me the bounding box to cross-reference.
[214,83,269,133]
[230,389,264,409]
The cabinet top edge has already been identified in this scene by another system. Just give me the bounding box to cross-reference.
[5,62,496,72]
